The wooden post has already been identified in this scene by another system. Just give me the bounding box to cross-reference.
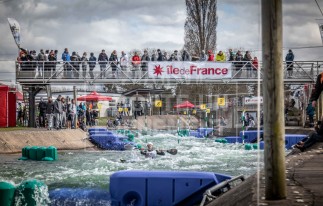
[262,0,287,200]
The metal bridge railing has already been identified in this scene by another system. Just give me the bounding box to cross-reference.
[14,60,320,84]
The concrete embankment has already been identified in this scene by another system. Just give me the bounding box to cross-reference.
[0,129,94,154]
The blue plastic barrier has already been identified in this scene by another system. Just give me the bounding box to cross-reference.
[285,134,307,149]
[110,170,231,206]
[89,130,114,136]
[239,130,263,143]
[189,131,204,138]
[224,136,243,143]
[259,141,264,149]
[197,128,213,137]
[88,128,107,133]
[49,188,111,206]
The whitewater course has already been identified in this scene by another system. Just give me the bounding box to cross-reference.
[0,123,321,206]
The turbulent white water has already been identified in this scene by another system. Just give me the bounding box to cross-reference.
[0,133,265,191]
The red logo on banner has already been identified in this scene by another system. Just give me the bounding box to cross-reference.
[154,65,164,77]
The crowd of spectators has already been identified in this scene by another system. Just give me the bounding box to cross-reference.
[17,48,260,76]
[37,95,98,131]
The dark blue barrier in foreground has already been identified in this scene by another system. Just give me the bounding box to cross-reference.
[110,170,231,206]
[49,188,111,206]
[224,136,242,143]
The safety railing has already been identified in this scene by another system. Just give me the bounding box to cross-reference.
[14,60,320,84]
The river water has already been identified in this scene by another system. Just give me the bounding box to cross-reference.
[0,133,265,192]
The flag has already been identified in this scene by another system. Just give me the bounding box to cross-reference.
[7,18,21,48]
[316,19,323,44]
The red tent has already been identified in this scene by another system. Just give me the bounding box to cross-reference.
[173,101,195,108]
[0,86,17,127]
[77,91,113,101]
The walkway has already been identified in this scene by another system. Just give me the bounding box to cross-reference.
[207,142,323,206]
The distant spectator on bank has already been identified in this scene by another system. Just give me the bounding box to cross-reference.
[54,95,63,130]
[61,97,67,128]
[38,98,47,128]
[207,50,214,61]
[120,51,128,70]
[62,48,70,78]
[216,51,226,62]
[141,50,150,71]
[151,50,157,61]
[285,49,294,78]
[98,49,108,78]
[200,50,207,61]
[252,56,259,77]
[168,53,176,61]
[109,50,119,78]
[157,49,163,61]
[182,50,190,61]
[228,49,234,61]
[81,52,88,78]
[67,99,76,129]
[45,50,50,61]
[88,52,96,78]
[306,102,315,127]
[46,97,54,130]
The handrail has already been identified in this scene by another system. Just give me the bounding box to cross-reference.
[199,174,245,206]
[12,60,321,84]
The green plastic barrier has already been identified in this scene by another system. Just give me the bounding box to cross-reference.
[15,179,49,206]
[45,146,58,160]
[252,144,258,149]
[0,181,15,206]
[177,129,190,137]
[127,133,135,142]
[215,138,227,143]
[29,146,39,160]
[245,144,252,150]
[36,147,46,161]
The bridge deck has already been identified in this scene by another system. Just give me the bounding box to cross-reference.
[13,60,319,85]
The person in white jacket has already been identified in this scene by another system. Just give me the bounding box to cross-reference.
[120,51,129,71]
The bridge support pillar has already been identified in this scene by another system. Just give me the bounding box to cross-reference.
[46,85,52,98]
[28,87,41,128]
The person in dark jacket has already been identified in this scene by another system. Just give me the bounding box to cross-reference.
[310,72,323,108]
[38,97,47,127]
[285,49,294,78]
[88,52,96,78]
[182,50,190,61]
[70,51,81,78]
[109,50,119,78]
[294,120,323,151]
[157,49,163,61]
[141,50,150,71]
[98,49,108,78]
[46,97,55,130]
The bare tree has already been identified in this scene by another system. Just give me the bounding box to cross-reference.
[184,0,218,56]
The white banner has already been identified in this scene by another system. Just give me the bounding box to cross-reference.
[244,96,263,105]
[316,19,323,44]
[148,62,232,79]
[7,18,21,47]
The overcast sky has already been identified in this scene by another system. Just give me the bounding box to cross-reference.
[1,0,323,81]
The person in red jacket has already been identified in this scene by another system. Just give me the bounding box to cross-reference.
[252,56,259,78]
[131,51,141,78]
[207,50,214,61]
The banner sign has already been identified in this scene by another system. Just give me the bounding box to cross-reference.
[244,96,263,105]
[217,97,226,106]
[317,19,323,44]
[148,62,232,79]
[7,18,21,47]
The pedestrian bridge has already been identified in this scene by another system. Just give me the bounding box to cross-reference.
[14,61,320,85]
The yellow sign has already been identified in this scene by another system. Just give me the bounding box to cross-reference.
[200,104,206,110]
[218,98,225,106]
[155,100,162,108]
[124,108,128,112]
[206,109,210,113]
[183,111,187,115]
[192,109,196,114]
[118,108,123,112]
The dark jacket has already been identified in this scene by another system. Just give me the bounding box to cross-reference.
[89,56,96,68]
[310,73,323,103]
[285,52,294,62]
[54,98,63,114]
[98,52,108,65]
[46,101,54,114]
[141,54,150,67]
[157,52,163,61]
[38,101,47,114]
